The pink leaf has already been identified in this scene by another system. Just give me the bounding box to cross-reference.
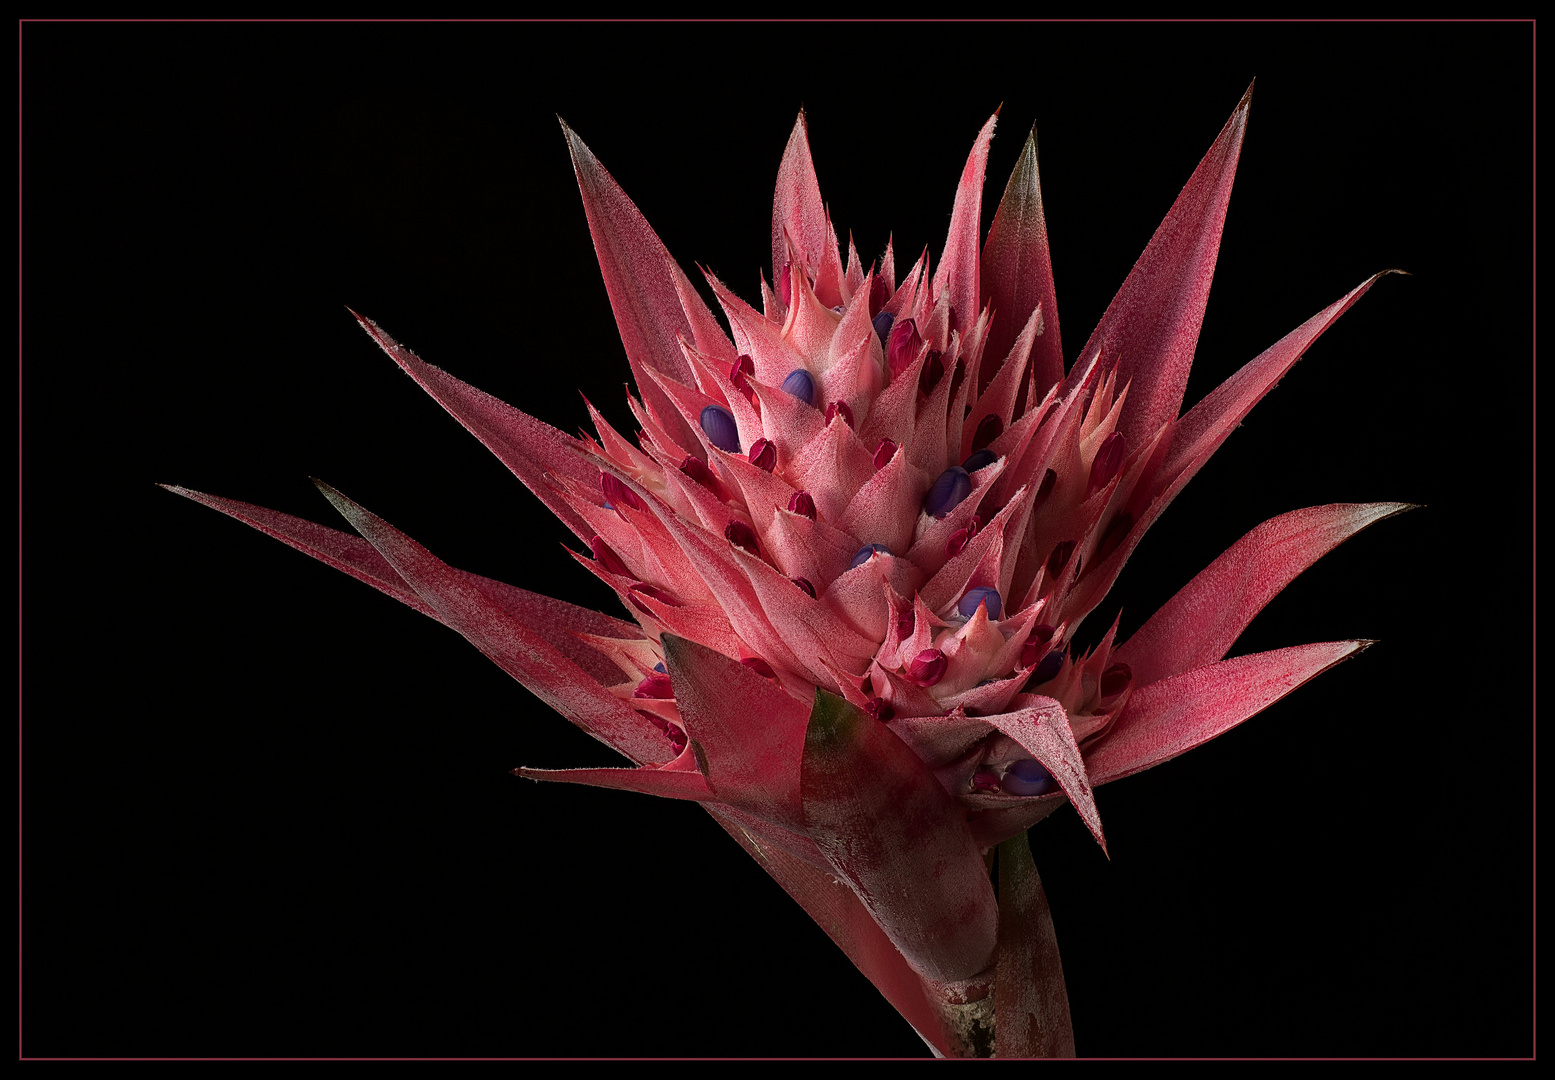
[663,634,810,830]
[562,120,721,453]
[931,112,998,344]
[352,313,600,543]
[1066,83,1253,452]
[313,480,671,766]
[1086,641,1373,786]
[1115,503,1415,688]
[981,123,1063,398]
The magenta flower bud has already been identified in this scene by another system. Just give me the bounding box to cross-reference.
[599,471,644,512]
[1019,639,1041,670]
[872,438,898,471]
[725,519,760,555]
[850,543,892,569]
[962,448,997,473]
[791,576,816,599]
[886,317,922,377]
[868,275,890,318]
[590,535,630,577]
[1087,431,1127,495]
[1030,623,1056,645]
[1099,662,1133,701]
[679,454,728,501]
[895,607,915,642]
[957,586,1002,620]
[971,414,1003,453]
[1047,539,1077,576]
[741,656,777,679]
[864,697,895,723]
[907,648,948,687]
[1001,758,1055,797]
[633,672,674,699]
[699,404,741,453]
[971,770,1002,794]
[945,525,973,559]
[872,309,895,346]
[788,490,817,520]
[918,350,945,394]
[825,400,854,428]
[781,368,817,406]
[924,466,972,519]
[729,354,756,403]
[747,437,777,473]
[778,262,792,306]
[1034,468,1058,510]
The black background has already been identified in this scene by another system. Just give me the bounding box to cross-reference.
[23,21,1533,1059]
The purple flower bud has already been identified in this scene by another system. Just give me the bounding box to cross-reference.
[788,490,817,520]
[907,648,948,687]
[699,405,740,453]
[599,472,644,512]
[781,368,817,406]
[747,437,777,472]
[825,400,854,427]
[886,318,922,377]
[633,673,674,699]
[1030,649,1064,684]
[791,576,816,598]
[1047,539,1077,577]
[1087,431,1127,496]
[1000,758,1055,797]
[864,697,895,723]
[741,656,777,679]
[962,448,997,472]
[872,438,897,471]
[957,586,1002,621]
[653,661,666,673]
[924,466,972,519]
[872,310,896,346]
[590,535,630,577]
[971,414,1003,453]
[724,519,760,555]
[850,543,892,569]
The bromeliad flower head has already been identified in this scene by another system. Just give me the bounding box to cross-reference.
[165,84,1408,1057]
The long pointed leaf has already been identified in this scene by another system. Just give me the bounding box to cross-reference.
[1068,84,1252,451]
[1086,640,1372,785]
[1116,502,1414,687]
[313,480,670,765]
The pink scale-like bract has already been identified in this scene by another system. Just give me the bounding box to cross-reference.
[166,86,1408,1058]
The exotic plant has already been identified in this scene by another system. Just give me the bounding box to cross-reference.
[166,84,1405,1057]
